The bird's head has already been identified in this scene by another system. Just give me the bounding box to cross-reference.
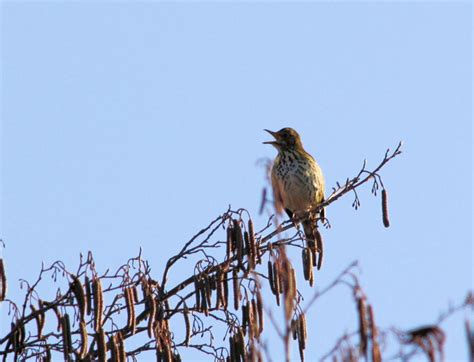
[263,127,304,151]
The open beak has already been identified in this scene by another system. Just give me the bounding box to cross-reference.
[263,129,280,145]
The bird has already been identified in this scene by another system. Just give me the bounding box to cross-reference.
[263,127,325,253]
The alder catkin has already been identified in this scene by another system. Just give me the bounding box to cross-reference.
[85,276,92,316]
[290,267,297,301]
[232,269,240,310]
[97,328,107,362]
[110,334,119,362]
[315,229,324,270]
[184,306,191,347]
[201,279,209,316]
[60,315,72,360]
[242,303,248,332]
[0,258,7,301]
[229,335,235,362]
[251,298,259,338]
[226,225,233,260]
[268,261,275,295]
[30,304,44,339]
[194,276,201,311]
[38,300,45,338]
[234,220,244,268]
[382,189,390,228]
[357,298,368,358]
[92,277,103,332]
[147,294,157,338]
[79,320,88,359]
[216,270,224,309]
[256,291,264,334]
[71,275,87,321]
[117,332,126,362]
[47,302,63,332]
[223,270,229,309]
[259,187,267,215]
[273,262,281,306]
[125,287,136,334]
[248,219,257,266]
[204,276,212,308]
[368,304,382,362]
[291,319,298,340]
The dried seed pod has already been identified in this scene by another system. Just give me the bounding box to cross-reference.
[125,287,137,334]
[96,328,107,362]
[184,306,191,347]
[92,277,103,332]
[381,189,390,228]
[314,229,324,270]
[147,294,157,338]
[357,298,368,358]
[85,276,92,316]
[232,269,240,310]
[110,334,119,362]
[0,258,7,301]
[71,275,87,321]
[116,331,126,362]
[61,314,72,360]
[78,320,88,359]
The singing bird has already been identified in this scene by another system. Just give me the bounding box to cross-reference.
[264,127,325,242]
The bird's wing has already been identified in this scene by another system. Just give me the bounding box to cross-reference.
[271,171,285,215]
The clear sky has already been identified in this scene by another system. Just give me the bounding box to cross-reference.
[1,1,472,361]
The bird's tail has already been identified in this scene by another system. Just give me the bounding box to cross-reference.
[302,218,324,270]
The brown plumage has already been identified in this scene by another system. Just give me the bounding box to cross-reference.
[264,127,325,243]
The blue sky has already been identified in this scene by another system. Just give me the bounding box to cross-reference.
[1,2,472,361]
